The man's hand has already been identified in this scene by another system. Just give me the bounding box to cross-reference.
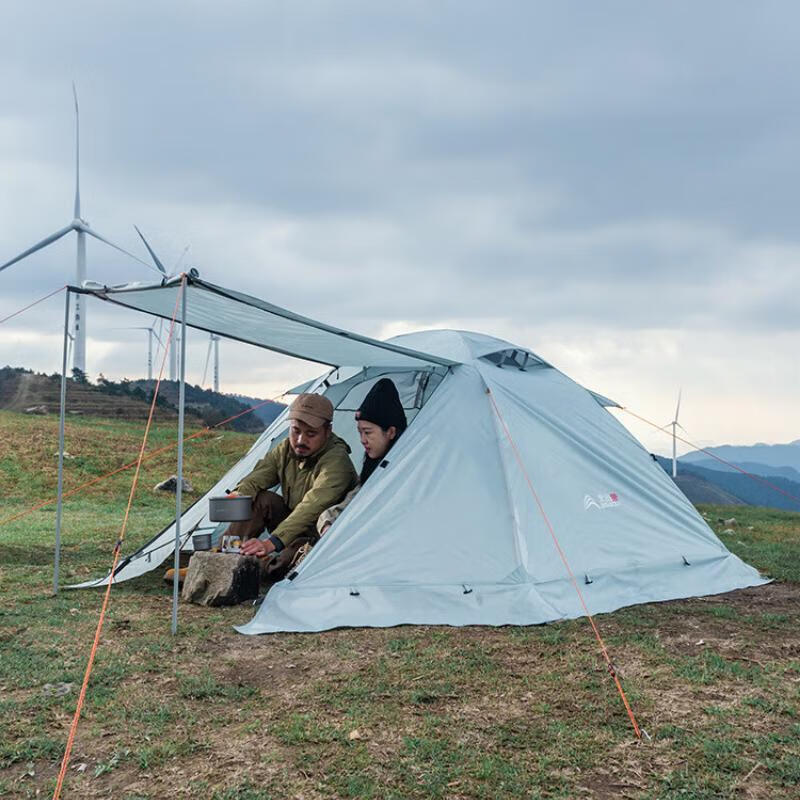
[240,537,276,558]
[320,522,331,536]
[227,490,239,498]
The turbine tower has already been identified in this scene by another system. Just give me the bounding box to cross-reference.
[669,389,684,478]
[213,334,220,393]
[0,85,155,375]
[169,332,180,382]
[118,320,164,380]
[73,84,87,374]
[202,333,221,393]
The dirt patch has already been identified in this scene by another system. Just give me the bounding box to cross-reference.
[650,583,800,662]
[696,581,800,612]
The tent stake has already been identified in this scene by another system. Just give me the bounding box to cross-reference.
[53,289,71,596]
[171,278,188,635]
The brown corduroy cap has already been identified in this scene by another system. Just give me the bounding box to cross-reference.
[288,393,334,428]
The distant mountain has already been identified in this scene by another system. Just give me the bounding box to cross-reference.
[232,394,286,427]
[131,381,284,433]
[685,459,800,482]
[681,441,800,472]
[655,456,800,512]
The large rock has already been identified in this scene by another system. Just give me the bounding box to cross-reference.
[181,552,260,606]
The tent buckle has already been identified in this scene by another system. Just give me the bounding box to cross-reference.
[462,584,473,595]
[349,588,360,597]
[682,555,691,566]
[584,574,593,585]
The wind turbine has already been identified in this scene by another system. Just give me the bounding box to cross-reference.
[134,227,191,383]
[201,333,221,392]
[668,389,685,478]
[115,319,164,380]
[0,84,157,375]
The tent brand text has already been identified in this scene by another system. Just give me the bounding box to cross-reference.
[584,492,620,511]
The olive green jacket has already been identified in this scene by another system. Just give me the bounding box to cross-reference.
[236,433,358,547]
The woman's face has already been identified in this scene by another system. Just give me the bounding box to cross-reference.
[357,420,396,461]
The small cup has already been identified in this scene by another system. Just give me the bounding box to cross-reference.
[193,532,212,551]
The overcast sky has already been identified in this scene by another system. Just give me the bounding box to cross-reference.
[1,1,797,454]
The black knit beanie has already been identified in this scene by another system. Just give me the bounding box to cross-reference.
[355,378,407,433]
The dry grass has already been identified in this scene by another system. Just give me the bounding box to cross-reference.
[1,410,799,799]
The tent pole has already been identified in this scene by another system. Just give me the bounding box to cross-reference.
[172,278,188,634]
[53,289,72,595]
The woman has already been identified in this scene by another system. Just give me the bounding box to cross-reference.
[316,377,407,536]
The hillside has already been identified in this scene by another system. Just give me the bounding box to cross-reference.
[233,392,289,427]
[673,472,748,506]
[0,367,190,422]
[131,380,285,433]
[656,455,800,512]
[0,367,284,433]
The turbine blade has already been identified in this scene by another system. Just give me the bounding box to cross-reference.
[0,224,75,272]
[134,226,168,275]
[147,316,165,346]
[79,225,155,272]
[201,336,213,386]
[674,388,682,423]
[174,244,190,272]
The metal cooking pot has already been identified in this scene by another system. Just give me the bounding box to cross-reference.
[192,532,212,551]
[208,495,253,522]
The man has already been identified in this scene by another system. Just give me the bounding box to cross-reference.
[228,393,357,581]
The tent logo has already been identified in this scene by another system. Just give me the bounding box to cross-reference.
[584,492,620,511]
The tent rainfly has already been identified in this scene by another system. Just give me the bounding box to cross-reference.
[66,275,767,634]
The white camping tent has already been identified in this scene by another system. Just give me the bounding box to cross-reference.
[67,276,766,634]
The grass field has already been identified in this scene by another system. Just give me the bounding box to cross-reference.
[1,409,799,799]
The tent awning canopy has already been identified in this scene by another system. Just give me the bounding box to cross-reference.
[72,274,459,370]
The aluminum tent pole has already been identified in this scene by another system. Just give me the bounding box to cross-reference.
[53,289,72,595]
[171,277,188,635]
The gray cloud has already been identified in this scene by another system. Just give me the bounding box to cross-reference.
[1,1,798,448]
